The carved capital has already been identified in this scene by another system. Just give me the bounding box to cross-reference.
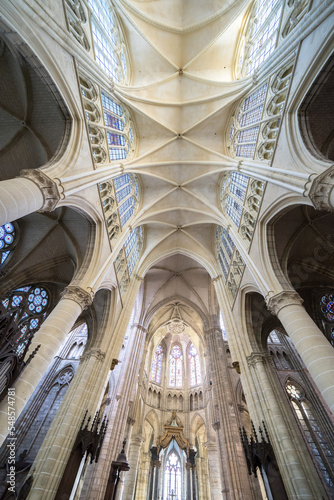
[212,421,221,431]
[246,352,265,368]
[20,169,63,211]
[212,275,222,283]
[81,348,106,362]
[308,165,334,211]
[266,290,303,316]
[61,286,94,310]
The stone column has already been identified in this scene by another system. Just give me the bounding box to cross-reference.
[206,443,223,499]
[206,327,250,499]
[27,347,108,500]
[134,451,150,500]
[245,352,325,499]
[266,291,334,413]
[0,285,93,443]
[0,169,61,226]
[122,435,143,500]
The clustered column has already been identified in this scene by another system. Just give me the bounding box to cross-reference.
[245,351,324,499]
[186,448,197,500]
[147,446,161,500]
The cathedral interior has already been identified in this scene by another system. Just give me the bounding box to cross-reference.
[0,0,333,499]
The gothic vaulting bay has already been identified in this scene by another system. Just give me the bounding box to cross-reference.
[0,0,333,499]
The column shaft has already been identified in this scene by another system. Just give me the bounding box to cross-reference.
[267,292,334,413]
[0,178,44,225]
[0,287,92,442]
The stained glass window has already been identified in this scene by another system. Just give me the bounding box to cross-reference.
[0,223,16,268]
[150,344,163,384]
[216,226,235,279]
[169,345,183,388]
[221,172,249,227]
[124,226,143,276]
[88,0,128,82]
[286,382,334,488]
[189,344,201,386]
[229,85,267,160]
[2,285,50,357]
[239,0,283,77]
[320,293,334,322]
[164,450,182,500]
[101,94,134,162]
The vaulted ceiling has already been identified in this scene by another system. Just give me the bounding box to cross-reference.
[114,0,252,280]
[110,0,253,334]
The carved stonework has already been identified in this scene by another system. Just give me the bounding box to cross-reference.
[111,358,119,370]
[266,290,303,316]
[81,348,106,362]
[61,286,94,310]
[308,165,334,211]
[232,361,241,374]
[167,320,185,334]
[246,352,266,368]
[20,169,63,212]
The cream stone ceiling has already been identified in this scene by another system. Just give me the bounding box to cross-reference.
[113,0,252,326]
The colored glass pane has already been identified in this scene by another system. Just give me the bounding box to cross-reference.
[189,344,201,386]
[150,344,163,384]
[164,451,182,500]
[321,293,334,322]
[169,346,183,387]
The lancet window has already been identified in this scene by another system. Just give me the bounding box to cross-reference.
[238,0,283,78]
[150,344,163,384]
[99,174,139,245]
[216,227,245,300]
[164,450,182,500]
[229,63,294,162]
[0,223,17,268]
[88,0,128,82]
[189,344,201,386]
[222,172,249,226]
[169,345,183,388]
[286,381,334,488]
[79,76,135,165]
[115,226,143,296]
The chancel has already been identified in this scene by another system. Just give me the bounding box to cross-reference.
[0,0,333,499]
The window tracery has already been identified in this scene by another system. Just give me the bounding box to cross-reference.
[320,293,334,322]
[66,0,129,83]
[79,75,135,165]
[286,381,334,488]
[282,0,311,39]
[169,345,183,388]
[238,0,283,78]
[188,344,201,386]
[150,344,163,384]
[65,0,90,50]
[0,223,16,268]
[164,449,182,500]
[228,63,293,162]
[115,226,143,296]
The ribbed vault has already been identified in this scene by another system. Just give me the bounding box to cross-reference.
[112,0,253,271]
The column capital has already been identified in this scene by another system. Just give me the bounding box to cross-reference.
[266,290,303,316]
[81,347,106,362]
[308,165,334,211]
[61,285,94,310]
[246,352,266,368]
[20,168,64,212]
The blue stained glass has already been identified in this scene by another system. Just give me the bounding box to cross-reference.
[0,223,16,268]
[104,112,124,131]
[101,93,123,117]
[1,251,10,265]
